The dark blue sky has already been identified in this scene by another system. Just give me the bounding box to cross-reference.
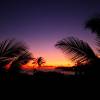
[0,0,100,66]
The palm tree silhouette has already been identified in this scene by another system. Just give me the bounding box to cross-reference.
[37,57,45,67]
[55,36,98,64]
[55,15,100,77]
[0,39,29,78]
[85,15,100,38]
[9,51,33,76]
[85,15,100,52]
[55,36,100,77]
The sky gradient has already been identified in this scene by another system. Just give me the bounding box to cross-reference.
[0,0,100,66]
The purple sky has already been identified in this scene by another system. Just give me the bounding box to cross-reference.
[0,0,100,66]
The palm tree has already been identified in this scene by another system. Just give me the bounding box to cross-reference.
[0,39,28,64]
[85,15,100,38]
[85,15,100,77]
[37,57,45,67]
[9,51,33,76]
[55,36,100,76]
[0,39,28,77]
[85,15,100,53]
[55,36,98,64]
[55,15,100,77]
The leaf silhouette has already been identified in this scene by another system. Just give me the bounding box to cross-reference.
[85,15,100,38]
[55,37,97,63]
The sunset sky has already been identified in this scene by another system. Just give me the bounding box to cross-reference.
[0,0,100,66]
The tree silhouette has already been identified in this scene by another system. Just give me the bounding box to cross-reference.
[0,39,28,78]
[55,37,100,77]
[85,15,100,53]
[55,15,100,78]
[9,51,33,76]
[85,15,100,38]
[55,36,98,64]
[37,57,45,67]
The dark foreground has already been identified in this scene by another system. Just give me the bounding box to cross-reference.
[0,70,98,81]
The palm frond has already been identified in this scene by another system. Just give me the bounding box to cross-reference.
[9,51,33,74]
[55,37,97,63]
[0,39,28,67]
[96,38,100,53]
[85,15,100,38]
[11,51,33,66]
[0,39,28,57]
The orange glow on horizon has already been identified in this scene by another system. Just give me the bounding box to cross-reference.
[31,49,74,67]
[5,48,74,70]
[19,46,75,70]
[21,57,74,70]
